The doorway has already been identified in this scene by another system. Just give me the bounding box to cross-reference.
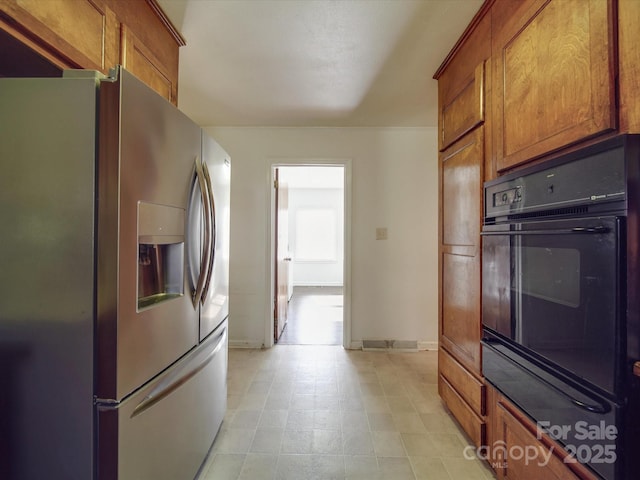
[269,162,351,348]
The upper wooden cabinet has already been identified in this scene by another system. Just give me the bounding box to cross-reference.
[619,0,640,133]
[492,0,617,171]
[120,23,177,103]
[436,7,491,153]
[0,0,119,72]
[0,0,183,104]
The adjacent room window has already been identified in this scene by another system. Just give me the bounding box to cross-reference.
[295,208,337,261]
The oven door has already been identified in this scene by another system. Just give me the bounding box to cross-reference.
[482,215,624,398]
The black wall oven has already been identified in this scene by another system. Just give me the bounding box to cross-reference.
[481,135,640,480]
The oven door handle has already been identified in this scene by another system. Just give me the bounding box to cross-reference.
[482,339,611,414]
[481,226,610,236]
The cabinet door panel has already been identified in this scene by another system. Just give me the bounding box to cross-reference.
[441,62,485,151]
[442,252,481,372]
[442,128,483,247]
[499,403,582,480]
[121,24,174,103]
[1,0,118,72]
[493,0,616,171]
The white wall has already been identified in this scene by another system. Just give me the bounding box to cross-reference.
[205,126,439,349]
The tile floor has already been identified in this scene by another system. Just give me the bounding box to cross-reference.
[197,345,496,480]
[277,287,343,345]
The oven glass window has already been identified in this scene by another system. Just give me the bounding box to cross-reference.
[519,246,580,308]
[483,216,621,397]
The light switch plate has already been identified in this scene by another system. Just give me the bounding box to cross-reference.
[376,227,388,240]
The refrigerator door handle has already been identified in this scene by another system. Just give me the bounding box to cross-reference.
[200,160,217,304]
[130,325,227,418]
[192,156,212,307]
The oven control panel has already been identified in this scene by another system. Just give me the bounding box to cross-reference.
[493,186,522,208]
[484,136,630,221]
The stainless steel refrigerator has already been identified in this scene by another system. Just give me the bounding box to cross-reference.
[0,67,230,479]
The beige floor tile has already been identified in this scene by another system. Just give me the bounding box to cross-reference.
[280,429,313,454]
[343,430,375,455]
[368,412,397,432]
[442,457,496,480]
[341,410,369,432]
[258,409,288,429]
[201,453,245,480]
[387,395,417,414]
[419,412,460,433]
[238,453,278,480]
[377,457,415,480]
[360,382,385,396]
[276,454,345,480]
[230,409,262,429]
[264,393,293,411]
[401,432,437,457]
[213,428,256,455]
[313,409,342,430]
[372,431,407,457]
[238,392,268,411]
[312,429,343,454]
[250,427,284,454]
[410,457,452,480]
[393,413,427,433]
[345,455,378,479]
[290,393,316,410]
[285,410,315,430]
[428,432,468,457]
[363,395,391,413]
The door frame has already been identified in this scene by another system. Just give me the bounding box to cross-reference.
[265,159,352,349]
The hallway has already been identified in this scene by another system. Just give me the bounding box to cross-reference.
[277,287,343,346]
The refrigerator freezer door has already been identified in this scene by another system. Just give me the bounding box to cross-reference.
[96,319,228,480]
[199,133,231,340]
[0,77,97,479]
[96,69,202,401]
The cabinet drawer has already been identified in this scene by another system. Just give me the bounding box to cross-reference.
[439,374,485,447]
[440,62,485,151]
[439,347,485,416]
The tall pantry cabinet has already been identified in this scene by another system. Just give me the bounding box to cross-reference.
[434,2,492,450]
[435,0,625,478]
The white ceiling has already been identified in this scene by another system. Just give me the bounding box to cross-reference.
[157,0,483,127]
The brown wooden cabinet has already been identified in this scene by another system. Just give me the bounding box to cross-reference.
[618,0,640,133]
[436,0,639,477]
[491,0,617,172]
[441,127,483,372]
[0,0,183,104]
[0,0,119,72]
[434,2,492,449]
[487,384,597,480]
[121,23,176,103]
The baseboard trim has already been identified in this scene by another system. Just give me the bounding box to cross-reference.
[418,341,439,351]
[348,340,438,352]
[229,340,264,349]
